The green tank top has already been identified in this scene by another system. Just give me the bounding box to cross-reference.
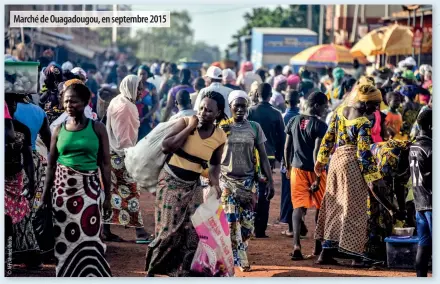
[57,119,100,171]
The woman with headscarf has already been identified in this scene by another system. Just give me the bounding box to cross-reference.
[236,61,262,93]
[61,61,74,72]
[314,84,385,267]
[103,75,151,243]
[137,65,159,140]
[41,83,112,277]
[145,91,227,277]
[287,74,301,92]
[5,94,37,270]
[39,63,63,111]
[218,90,274,272]
[326,67,345,107]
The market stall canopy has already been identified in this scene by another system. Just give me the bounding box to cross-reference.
[382,24,431,55]
[350,26,388,57]
[290,44,368,68]
[351,24,432,56]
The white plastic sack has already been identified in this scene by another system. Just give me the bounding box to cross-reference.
[190,196,234,277]
[124,119,179,193]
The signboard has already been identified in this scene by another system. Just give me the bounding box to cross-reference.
[262,35,318,54]
[369,23,384,31]
[413,27,424,48]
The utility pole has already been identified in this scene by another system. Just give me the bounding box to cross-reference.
[112,4,118,45]
[319,5,324,44]
[330,5,335,44]
[307,5,313,30]
[350,5,359,43]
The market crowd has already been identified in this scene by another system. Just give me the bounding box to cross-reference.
[4,51,432,277]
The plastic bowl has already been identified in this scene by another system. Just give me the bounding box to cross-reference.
[393,227,415,237]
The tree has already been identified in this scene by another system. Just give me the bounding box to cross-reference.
[134,11,196,62]
[228,5,322,50]
[190,41,221,63]
[96,27,138,52]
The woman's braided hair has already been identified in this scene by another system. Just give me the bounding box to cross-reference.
[202,91,228,125]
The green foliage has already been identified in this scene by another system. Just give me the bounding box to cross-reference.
[229,5,322,48]
[133,11,220,63]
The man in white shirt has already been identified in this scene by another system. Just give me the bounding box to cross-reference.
[193,66,232,118]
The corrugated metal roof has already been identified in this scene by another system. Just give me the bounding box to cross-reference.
[252,28,318,36]
[63,42,95,58]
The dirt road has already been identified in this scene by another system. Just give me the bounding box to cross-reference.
[11,170,426,277]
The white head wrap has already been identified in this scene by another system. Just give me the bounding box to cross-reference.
[71,67,88,82]
[119,74,142,102]
[228,90,249,105]
[282,65,292,76]
[62,61,74,72]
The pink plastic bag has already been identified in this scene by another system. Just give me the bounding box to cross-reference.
[190,196,234,277]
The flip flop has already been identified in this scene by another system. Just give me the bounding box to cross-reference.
[136,238,152,244]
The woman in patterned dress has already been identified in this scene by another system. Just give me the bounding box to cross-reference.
[366,139,410,261]
[42,83,112,277]
[4,95,36,272]
[218,91,274,272]
[314,84,385,267]
[104,74,150,243]
[145,91,227,277]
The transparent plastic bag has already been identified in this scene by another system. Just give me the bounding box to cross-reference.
[190,196,234,277]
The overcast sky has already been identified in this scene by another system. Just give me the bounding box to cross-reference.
[132,4,286,51]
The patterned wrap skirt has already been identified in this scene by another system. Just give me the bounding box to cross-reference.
[52,164,111,277]
[145,165,203,277]
[12,151,49,258]
[220,175,256,269]
[315,145,370,257]
[5,171,29,224]
[104,153,143,228]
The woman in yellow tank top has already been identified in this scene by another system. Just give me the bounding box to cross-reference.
[145,91,227,277]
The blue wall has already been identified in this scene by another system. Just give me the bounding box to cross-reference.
[251,31,264,69]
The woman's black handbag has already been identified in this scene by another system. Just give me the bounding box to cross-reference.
[32,204,55,253]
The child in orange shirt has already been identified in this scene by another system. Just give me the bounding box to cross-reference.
[384,92,403,139]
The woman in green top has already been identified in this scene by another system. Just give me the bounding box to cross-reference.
[42,83,112,277]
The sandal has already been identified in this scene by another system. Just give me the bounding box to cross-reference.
[281,230,294,237]
[290,250,304,261]
[239,266,251,272]
[315,257,339,265]
[351,260,371,268]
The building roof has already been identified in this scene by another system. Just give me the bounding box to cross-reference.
[252,27,317,36]
[382,7,432,21]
